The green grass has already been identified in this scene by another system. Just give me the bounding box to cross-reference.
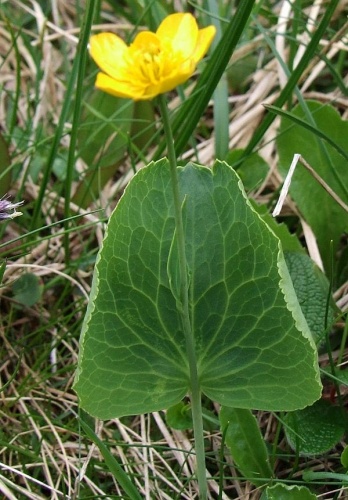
[0,0,347,498]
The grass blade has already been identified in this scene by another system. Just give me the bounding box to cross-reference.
[207,0,230,159]
[78,417,142,500]
[265,103,348,165]
[239,0,341,160]
[64,0,97,263]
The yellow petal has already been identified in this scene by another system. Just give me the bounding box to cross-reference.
[89,33,128,80]
[95,72,145,100]
[151,64,195,95]
[131,31,160,50]
[192,25,216,63]
[156,13,198,59]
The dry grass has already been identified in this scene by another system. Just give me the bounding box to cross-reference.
[0,0,348,499]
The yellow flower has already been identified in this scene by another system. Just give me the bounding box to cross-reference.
[89,13,216,101]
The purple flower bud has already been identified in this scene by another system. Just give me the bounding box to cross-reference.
[0,196,24,221]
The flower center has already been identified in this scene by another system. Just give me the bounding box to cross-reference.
[137,43,163,84]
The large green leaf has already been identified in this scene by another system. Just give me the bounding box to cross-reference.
[277,101,348,271]
[74,160,321,419]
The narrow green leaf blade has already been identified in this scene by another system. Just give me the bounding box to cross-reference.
[74,160,321,419]
[79,418,142,500]
[242,0,340,159]
[220,407,273,486]
[267,104,348,164]
[0,261,6,285]
[0,132,11,196]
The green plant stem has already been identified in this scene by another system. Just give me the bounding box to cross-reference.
[158,94,207,499]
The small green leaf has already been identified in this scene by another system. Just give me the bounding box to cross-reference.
[12,273,42,307]
[166,402,193,430]
[284,399,345,456]
[220,407,273,486]
[262,483,317,500]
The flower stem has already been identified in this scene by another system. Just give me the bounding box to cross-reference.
[158,94,207,499]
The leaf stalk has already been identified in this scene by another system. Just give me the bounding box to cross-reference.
[158,94,207,499]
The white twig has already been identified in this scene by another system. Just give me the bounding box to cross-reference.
[272,153,301,216]
[273,153,348,216]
